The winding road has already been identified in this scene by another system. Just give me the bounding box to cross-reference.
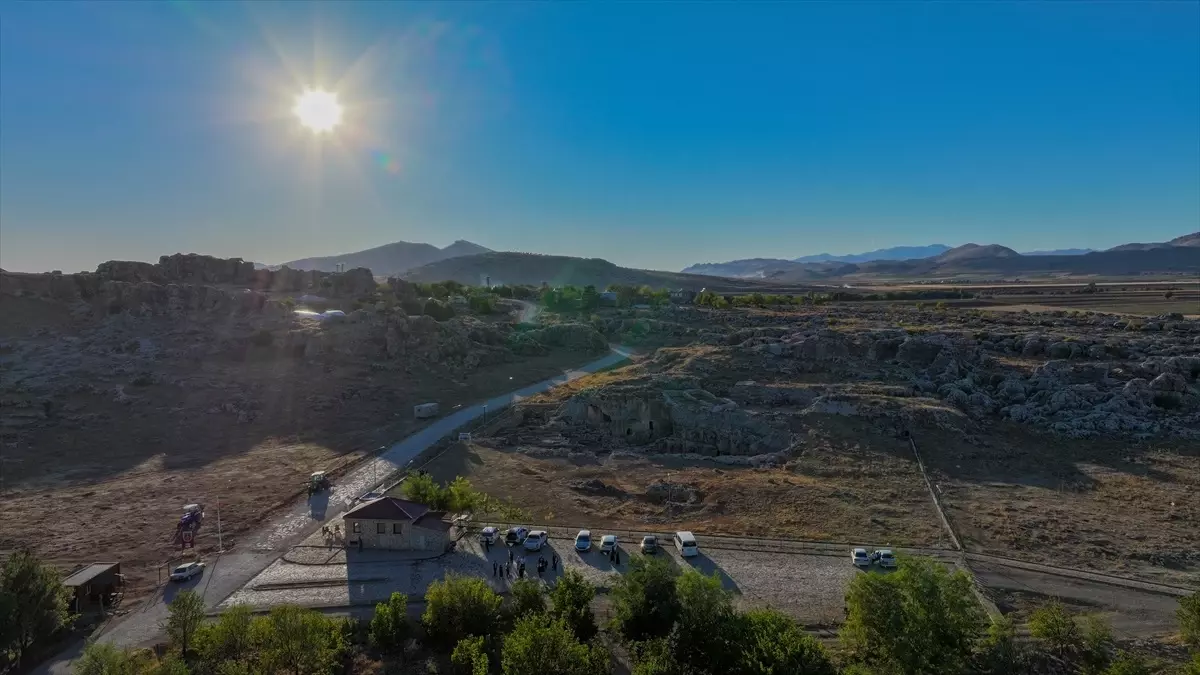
[36,342,631,673]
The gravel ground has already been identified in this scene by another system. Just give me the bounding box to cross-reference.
[220,535,859,625]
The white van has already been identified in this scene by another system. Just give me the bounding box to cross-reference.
[673,531,699,557]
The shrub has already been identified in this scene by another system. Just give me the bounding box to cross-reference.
[736,607,835,675]
[1180,591,1200,650]
[508,579,546,620]
[1029,601,1080,652]
[1101,650,1152,675]
[422,574,502,649]
[369,592,411,655]
[0,548,71,669]
[500,615,607,675]
[424,299,456,321]
[401,298,424,315]
[249,329,274,347]
[256,605,347,675]
[840,555,985,674]
[670,570,737,674]
[451,635,489,675]
[194,604,256,670]
[610,556,680,641]
[550,570,597,642]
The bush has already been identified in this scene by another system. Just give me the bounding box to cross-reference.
[549,570,597,642]
[736,607,835,675]
[500,615,607,675]
[469,294,495,314]
[0,549,71,670]
[1102,651,1153,675]
[610,556,680,642]
[451,635,489,675]
[508,579,546,620]
[256,605,347,675]
[1029,601,1080,652]
[422,574,502,649]
[249,329,274,347]
[424,299,456,321]
[401,298,424,315]
[369,592,411,655]
[194,604,255,670]
[1180,591,1200,650]
[670,570,737,674]
[840,555,985,674]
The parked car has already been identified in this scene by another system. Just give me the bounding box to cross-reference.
[875,549,897,568]
[505,527,530,546]
[640,535,658,554]
[600,535,618,554]
[575,530,592,552]
[851,548,871,567]
[524,530,548,551]
[673,531,699,558]
[169,561,204,582]
[479,527,499,545]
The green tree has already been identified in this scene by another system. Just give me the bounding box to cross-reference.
[581,285,600,311]
[1029,601,1080,653]
[670,570,737,674]
[256,605,346,675]
[1,549,71,669]
[973,615,1021,675]
[369,592,411,656]
[1185,653,1200,675]
[193,604,255,670]
[500,615,607,675]
[549,570,597,642]
[402,472,446,508]
[422,574,502,649]
[1179,591,1200,650]
[735,607,835,675]
[508,579,546,620]
[451,636,490,675]
[74,642,148,675]
[1101,651,1152,675]
[840,555,985,675]
[610,556,680,642]
[468,294,495,315]
[446,476,482,513]
[1080,614,1115,674]
[630,638,678,675]
[166,590,206,657]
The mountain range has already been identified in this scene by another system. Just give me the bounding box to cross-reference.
[680,234,1199,280]
[278,239,491,276]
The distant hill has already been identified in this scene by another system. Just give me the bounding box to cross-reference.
[683,232,1200,282]
[403,252,756,291]
[279,239,492,276]
[793,244,952,264]
[1021,248,1094,256]
[1107,232,1200,252]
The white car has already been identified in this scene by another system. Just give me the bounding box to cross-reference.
[575,530,592,552]
[479,527,499,545]
[875,549,897,569]
[505,527,530,546]
[851,548,871,567]
[524,530,548,551]
[600,534,617,553]
[169,561,204,582]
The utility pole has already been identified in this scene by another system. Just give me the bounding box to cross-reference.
[216,497,225,553]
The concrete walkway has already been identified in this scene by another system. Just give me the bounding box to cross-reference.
[33,345,631,674]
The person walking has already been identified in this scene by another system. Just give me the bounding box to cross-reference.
[509,549,514,564]
[552,554,558,571]
[493,561,498,577]
[614,549,621,566]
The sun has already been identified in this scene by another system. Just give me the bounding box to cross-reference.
[293,89,343,133]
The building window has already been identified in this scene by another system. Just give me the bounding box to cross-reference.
[377,522,386,534]
[393,523,403,534]
[352,522,361,534]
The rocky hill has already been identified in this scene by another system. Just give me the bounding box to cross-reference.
[402,252,759,291]
[279,239,492,276]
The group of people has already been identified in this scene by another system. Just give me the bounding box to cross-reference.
[492,549,559,580]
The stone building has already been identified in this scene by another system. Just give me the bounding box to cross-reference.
[342,497,453,551]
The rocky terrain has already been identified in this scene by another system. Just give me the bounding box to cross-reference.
[0,253,609,596]
[441,301,1199,585]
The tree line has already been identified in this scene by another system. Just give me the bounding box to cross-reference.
[60,552,1200,674]
[3,546,1196,673]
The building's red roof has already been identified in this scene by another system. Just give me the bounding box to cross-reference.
[343,497,431,522]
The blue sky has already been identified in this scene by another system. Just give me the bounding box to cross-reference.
[2,2,1197,273]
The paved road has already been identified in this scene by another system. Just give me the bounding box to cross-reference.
[33,345,631,674]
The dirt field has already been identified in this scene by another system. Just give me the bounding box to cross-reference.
[417,416,952,549]
[0,349,598,598]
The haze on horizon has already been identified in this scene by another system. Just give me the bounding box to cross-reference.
[1,2,1198,274]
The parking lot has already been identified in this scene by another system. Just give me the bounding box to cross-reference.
[220,530,861,625]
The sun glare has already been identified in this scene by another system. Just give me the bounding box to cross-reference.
[293,89,343,133]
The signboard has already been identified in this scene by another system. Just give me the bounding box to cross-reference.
[458,432,471,441]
